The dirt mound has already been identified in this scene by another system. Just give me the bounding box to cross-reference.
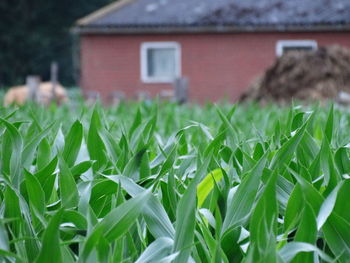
[240,45,350,103]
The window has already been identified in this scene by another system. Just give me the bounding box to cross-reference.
[141,42,181,83]
[276,40,318,56]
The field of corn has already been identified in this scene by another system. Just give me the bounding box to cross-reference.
[0,100,350,263]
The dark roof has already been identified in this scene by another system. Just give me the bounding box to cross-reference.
[75,0,350,33]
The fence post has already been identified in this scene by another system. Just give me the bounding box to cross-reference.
[173,77,188,104]
[26,75,40,102]
[51,61,58,103]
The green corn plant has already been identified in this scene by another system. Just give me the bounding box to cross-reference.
[0,99,349,262]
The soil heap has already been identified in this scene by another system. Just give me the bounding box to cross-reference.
[240,45,350,103]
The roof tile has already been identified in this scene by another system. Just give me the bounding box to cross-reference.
[80,0,350,29]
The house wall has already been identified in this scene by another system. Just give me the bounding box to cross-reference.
[80,32,350,103]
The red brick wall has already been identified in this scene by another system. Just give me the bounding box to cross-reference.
[80,32,350,103]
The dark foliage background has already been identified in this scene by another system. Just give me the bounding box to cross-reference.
[0,0,114,88]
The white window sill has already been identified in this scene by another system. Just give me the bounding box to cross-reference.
[141,77,177,84]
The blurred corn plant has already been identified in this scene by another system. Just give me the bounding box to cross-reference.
[0,101,350,262]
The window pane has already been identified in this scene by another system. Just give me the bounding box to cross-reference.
[283,46,314,54]
[147,48,176,79]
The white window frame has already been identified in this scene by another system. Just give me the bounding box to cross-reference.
[140,42,181,83]
[276,40,318,56]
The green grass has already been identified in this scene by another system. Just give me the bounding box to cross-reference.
[0,100,350,262]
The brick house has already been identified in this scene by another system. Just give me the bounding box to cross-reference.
[74,0,350,103]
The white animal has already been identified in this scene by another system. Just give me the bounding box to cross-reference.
[4,82,68,106]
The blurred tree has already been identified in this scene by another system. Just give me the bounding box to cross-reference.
[0,0,115,87]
